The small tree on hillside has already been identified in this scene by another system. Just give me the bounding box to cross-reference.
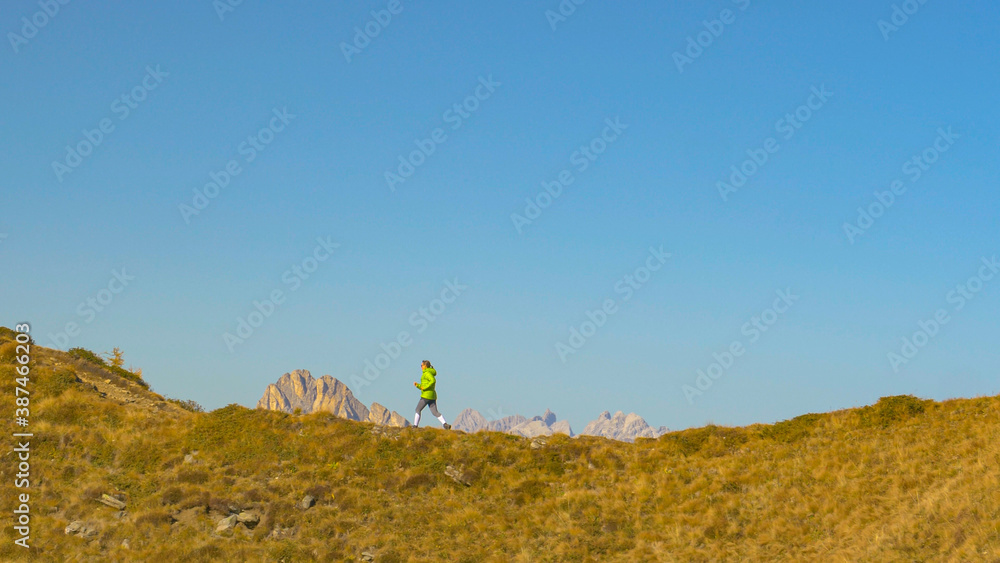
[105,347,125,368]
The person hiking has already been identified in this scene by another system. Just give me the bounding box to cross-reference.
[413,360,450,429]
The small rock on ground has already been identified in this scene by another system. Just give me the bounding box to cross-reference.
[299,494,316,510]
[237,511,260,528]
[216,514,237,533]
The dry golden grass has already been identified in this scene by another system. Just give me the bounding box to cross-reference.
[1,331,999,562]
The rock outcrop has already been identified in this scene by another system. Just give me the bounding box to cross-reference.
[257,370,408,427]
[367,402,410,427]
[580,411,667,442]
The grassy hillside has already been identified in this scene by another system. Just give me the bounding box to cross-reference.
[1,331,999,562]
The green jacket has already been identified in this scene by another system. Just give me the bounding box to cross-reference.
[418,368,437,400]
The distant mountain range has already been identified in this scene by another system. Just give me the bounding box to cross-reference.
[451,407,575,438]
[256,370,667,442]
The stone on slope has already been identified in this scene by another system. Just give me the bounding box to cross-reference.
[65,521,99,538]
[237,511,260,528]
[215,514,237,533]
[445,465,472,486]
[97,493,126,510]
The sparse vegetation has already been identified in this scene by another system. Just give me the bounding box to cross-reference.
[1,333,999,561]
[168,398,204,413]
[69,346,148,388]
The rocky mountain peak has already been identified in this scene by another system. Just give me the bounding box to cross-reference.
[580,410,667,443]
[257,370,407,427]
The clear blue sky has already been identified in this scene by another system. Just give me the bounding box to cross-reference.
[3,1,998,432]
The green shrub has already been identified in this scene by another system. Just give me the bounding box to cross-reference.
[401,473,436,491]
[0,342,18,364]
[267,541,317,563]
[186,544,226,562]
[134,509,175,528]
[0,326,18,344]
[42,397,98,426]
[857,395,928,428]
[185,405,293,468]
[759,413,823,443]
[161,486,185,505]
[660,425,749,456]
[35,368,80,399]
[177,468,210,484]
[68,347,103,365]
[511,478,549,506]
[169,399,205,413]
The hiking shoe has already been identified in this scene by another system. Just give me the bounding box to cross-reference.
[443,423,452,430]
